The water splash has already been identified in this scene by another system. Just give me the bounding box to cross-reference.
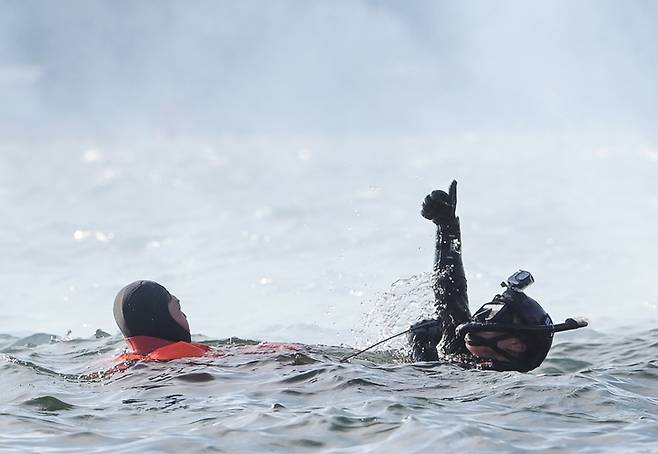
[355,273,437,352]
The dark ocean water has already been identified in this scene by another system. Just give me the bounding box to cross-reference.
[2,328,657,453]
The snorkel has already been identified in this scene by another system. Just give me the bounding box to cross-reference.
[456,270,588,372]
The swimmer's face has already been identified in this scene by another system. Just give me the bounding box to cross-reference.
[167,294,190,334]
[465,331,527,362]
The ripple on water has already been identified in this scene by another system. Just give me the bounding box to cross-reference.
[22,396,74,412]
[1,331,658,453]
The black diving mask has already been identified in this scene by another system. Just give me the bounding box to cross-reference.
[456,270,588,372]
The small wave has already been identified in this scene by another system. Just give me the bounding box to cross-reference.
[22,396,74,412]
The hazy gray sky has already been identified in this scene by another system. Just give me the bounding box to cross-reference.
[1,0,657,135]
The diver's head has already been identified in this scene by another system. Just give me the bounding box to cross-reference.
[113,280,191,343]
[456,271,554,372]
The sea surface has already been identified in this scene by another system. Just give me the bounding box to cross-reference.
[1,327,658,453]
[0,133,657,452]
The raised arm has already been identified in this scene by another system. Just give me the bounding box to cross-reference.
[418,180,471,355]
[422,181,470,322]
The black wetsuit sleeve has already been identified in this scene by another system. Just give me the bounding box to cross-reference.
[409,217,471,361]
[433,217,471,355]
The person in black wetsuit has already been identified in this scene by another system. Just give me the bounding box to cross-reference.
[112,280,302,362]
[408,180,585,372]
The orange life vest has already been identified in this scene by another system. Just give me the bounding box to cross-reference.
[116,336,302,362]
[117,336,213,362]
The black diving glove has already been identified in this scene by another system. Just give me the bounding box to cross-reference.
[421,180,457,224]
[407,319,443,361]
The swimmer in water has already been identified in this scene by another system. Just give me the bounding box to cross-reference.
[113,280,211,360]
[113,280,300,362]
[408,180,586,372]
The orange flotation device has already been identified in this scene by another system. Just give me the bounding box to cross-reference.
[117,336,213,362]
[116,336,302,362]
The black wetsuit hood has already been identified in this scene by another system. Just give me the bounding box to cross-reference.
[113,280,191,343]
[458,288,554,372]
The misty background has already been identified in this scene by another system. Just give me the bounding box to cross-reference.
[2,0,658,135]
[0,1,656,343]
